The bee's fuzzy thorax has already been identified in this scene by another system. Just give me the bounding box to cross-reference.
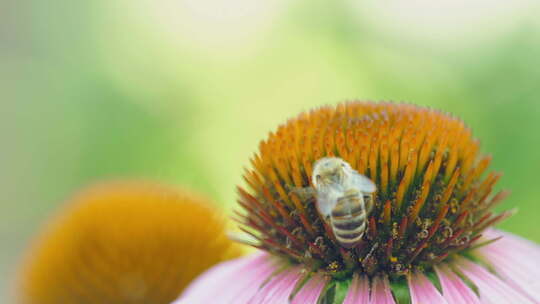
[236,102,511,278]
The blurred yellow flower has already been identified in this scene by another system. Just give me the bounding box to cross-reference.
[16,181,241,304]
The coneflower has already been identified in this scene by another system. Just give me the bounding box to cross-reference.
[17,181,241,304]
[175,102,540,303]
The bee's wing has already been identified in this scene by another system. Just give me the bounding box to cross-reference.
[352,172,376,193]
[315,189,339,218]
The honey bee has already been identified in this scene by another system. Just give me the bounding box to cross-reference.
[312,157,376,248]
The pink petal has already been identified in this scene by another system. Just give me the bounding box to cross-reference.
[369,275,396,304]
[248,266,303,304]
[176,252,277,304]
[477,230,540,302]
[456,258,535,304]
[434,264,481,304]
[291,273,328,304]
[343,273,370,304]
[408,272,448,304]
[482,229,540,256]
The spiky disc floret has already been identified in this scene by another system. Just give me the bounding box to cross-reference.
[236,102,511,278]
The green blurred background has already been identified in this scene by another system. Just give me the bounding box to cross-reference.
[2,0,540,301]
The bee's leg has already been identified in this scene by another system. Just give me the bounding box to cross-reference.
[287,185,316,202]
[361,242,379,275]
[364,193,374,214]
[313,236,328,253]
[362,242,378,261]
[314,236,324,247]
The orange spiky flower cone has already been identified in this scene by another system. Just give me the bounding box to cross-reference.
[236,102,511,277]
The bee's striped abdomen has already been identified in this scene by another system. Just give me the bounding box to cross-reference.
[330,192,369,248]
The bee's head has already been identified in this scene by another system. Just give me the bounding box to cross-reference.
[312,157,352,188]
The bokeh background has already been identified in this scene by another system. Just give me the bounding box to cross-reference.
[2,0,540,301]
